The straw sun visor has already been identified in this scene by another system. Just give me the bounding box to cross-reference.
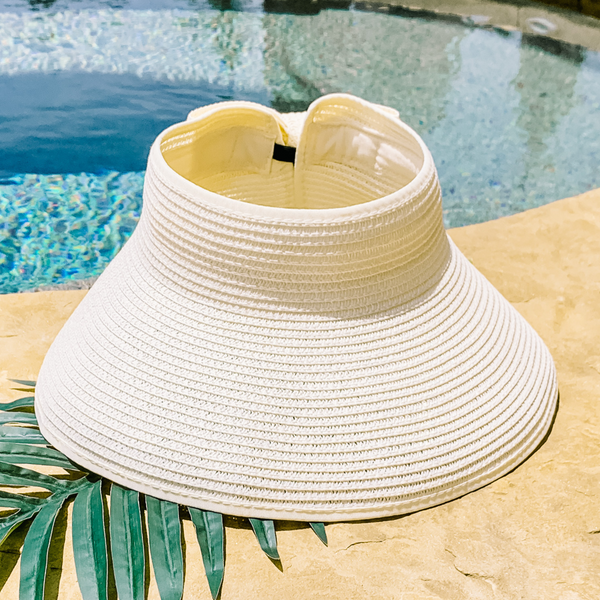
[35,94,558,522]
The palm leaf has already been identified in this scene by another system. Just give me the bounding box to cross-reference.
[72,480,108,600]
[109,484,145,600]
[0,442,80,470]
[249,518,280,561]
[0,412,38,426]
[310,522,328,546]
[0,461,75,493]
[0,425,47,444]
[189,508,224,600]
[0,495,44,553]
[0,397,35,411]
[19,496,66,600]
[8,379,36,388]
[0,507,40,547]
[146,496,184,600]
[10,388,36,394]
[0,489,44,509]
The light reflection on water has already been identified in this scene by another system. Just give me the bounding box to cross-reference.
[0,6,599,292]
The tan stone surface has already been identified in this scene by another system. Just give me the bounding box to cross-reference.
[1,189,600,599]
[383,0,600,51]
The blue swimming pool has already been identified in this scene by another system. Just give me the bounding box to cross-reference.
[1,3,600,293]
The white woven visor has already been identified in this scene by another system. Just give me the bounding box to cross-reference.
[35,94,558,522]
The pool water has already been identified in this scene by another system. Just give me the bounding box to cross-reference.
[1,5,599,293]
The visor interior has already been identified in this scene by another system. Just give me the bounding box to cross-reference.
[160,99,424,210]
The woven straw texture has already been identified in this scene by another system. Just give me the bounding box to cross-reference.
[35,94,558,521]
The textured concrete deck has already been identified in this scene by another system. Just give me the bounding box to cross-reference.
[1,188,599,600]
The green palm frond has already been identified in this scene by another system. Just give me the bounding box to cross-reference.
[8,379,37,388]
[309,522,328,546]
[0,412,38,425]
[0,425,47,443]
[20,496,67,600]
[0,381,329,600]
[147,497,184,600]
[0,506,41,547]
[72,480,108,600]
[0,396,35,411]
[0,441,80,470]
[110,485,146,600]
[249,518,280,561]
[190,508,225,599]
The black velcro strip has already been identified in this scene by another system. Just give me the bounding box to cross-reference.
[273,143,297,163]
